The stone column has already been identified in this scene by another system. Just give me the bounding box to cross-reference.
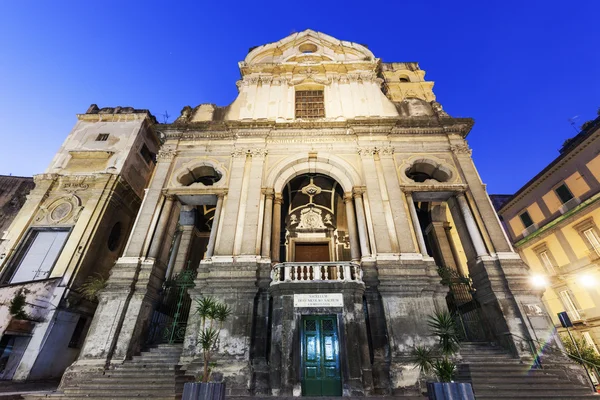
[271,193,283,262]
[405,192,428,257]
[353,187,371,258]
[147,195,176,259]
[205,193,224,259]
[456,192,488,258]
[261,189,274,259]
[344,193,361,261]
[170,206,197,275]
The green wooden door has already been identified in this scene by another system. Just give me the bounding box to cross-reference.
[301,315,342,396]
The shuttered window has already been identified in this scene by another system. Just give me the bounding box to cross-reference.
[9,229,69,283]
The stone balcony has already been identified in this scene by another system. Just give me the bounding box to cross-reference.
[270,262,363,285]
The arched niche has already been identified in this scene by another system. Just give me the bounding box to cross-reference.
[173,160,227,188]
[404,158,454,183]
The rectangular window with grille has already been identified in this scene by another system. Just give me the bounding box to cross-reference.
[584,228,600,256]
[583,332,600,354]
[559,290,582,321]
[539,251,556,275]
[295,90,325,119]
[95,133,109,141]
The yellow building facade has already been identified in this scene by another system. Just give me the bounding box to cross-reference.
[498,116,600,356]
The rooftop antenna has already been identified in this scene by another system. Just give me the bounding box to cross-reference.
[568,116,580,133]
[159,110,171,124]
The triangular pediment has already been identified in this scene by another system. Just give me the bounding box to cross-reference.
[243,29,375,66]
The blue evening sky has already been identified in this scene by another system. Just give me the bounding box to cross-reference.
[1,1,598,195]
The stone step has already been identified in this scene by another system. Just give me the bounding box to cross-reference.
[475,395,598,399]
[24,394,179,400]
[88,375,190,383]
[471,382,591,390]
[456,374,564,384]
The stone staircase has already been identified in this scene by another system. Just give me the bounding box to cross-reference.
[24,344,193,400]
[458,342,598,399]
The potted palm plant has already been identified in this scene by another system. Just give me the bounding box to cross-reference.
[6,289,36,334]
[182,296,232,400]
[410,311,475,400]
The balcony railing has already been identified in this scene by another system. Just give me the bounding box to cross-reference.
[270,262,362,285]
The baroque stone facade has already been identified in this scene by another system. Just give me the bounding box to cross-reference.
[0,29,592,397]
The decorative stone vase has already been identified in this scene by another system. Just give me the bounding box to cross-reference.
[182,382,225,400]
[426,382,475,400]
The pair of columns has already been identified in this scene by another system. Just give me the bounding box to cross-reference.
[405,191,488,259]
[146,192,226,263]
[261,187,371,262]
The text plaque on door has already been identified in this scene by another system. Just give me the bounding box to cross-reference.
[294,293,343,307]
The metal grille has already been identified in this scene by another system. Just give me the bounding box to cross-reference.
[305,320,317,331]
[322,319,334,331]
[295,90,324,119]
[146,269,195,345]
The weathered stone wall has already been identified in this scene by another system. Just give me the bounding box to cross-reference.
[0,175,34,250]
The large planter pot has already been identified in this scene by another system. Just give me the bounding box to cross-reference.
[427,382,475,400]
[182,382,225,400]
[5,319,35,335]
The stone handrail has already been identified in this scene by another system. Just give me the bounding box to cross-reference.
[270,262,362,284]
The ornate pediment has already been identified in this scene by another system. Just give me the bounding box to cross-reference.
[242,30,375,71]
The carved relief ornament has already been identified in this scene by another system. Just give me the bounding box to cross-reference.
[449,143,472,156]
[231,148,268,158]
[157,149,178,161]
[357,146,394,156]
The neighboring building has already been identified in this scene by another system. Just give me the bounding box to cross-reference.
[498,116,600,356]
[0,176,35,252]
[0,107,159,380]
[2,30,593,398]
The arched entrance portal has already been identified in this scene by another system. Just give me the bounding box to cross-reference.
[277,174,351,264]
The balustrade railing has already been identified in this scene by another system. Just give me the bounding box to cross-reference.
[270,262,362,284]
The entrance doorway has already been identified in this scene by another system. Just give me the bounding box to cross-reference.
[294,243,330,262]
[301,315,342,396]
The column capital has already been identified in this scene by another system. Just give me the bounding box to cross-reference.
[262,188,275,198]
[274,193,284,204]
[352,186,367,197]
[163,193,177,201]
[343,192,354,203]
[216,192,226,199]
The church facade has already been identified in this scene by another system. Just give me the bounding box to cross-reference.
[0,30,588,397]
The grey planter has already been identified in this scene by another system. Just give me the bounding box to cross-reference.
[427,382,475,400]
[182,382,226,400]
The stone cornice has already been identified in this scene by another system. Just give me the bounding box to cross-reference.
[157,116,474,140]
[162,187,228,197]
[76,113,152,123]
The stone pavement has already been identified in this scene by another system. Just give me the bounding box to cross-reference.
[0,380,59,399]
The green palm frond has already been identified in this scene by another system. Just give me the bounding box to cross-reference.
[410,345,434,374]
[432,358,456,382]
[214,303,232,323]
[428,311,460,356]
